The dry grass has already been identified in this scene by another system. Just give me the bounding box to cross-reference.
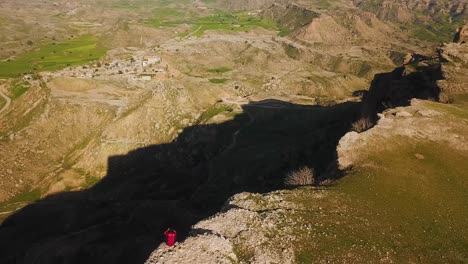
[284,167,315,187]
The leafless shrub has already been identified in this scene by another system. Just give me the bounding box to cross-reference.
[284,167,315,187]
[351,117,374,133]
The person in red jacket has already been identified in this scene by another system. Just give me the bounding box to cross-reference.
[164,228,177,246]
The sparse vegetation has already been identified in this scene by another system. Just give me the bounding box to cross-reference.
[232,243,255,263]
[284,167,315,187]
[209,78,228,84]
[357,62,372,77]
[207,67,232,73]
[283,44,301,59]
[84,175,100,188]
[198,104,233,123]
[9,79,30,99]
[351,116,374,132]
[0,189,41,222]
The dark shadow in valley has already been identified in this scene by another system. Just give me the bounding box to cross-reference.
[0,61,444,264]
[0,99,359,264]
[360,62,443,123]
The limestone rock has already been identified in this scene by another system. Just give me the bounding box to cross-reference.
[145,234,237,264]
[395,111,413,117]
[337,131,361,169]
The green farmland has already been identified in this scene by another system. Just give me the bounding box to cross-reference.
[144,9,279,37]
[180,12,278,37]
[0,35,106,78]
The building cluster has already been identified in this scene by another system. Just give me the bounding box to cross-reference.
[52,54,168,81]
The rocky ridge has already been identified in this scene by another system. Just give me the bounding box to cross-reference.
[144,26,468,264]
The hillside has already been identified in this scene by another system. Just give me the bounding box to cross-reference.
[145,33,468,264]
[0,0,467,263]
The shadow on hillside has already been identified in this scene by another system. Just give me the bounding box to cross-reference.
[0,62,444,264]
[361,64,443,119]
[0,99,360,264]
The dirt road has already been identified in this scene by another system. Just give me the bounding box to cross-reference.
[0,89,11,114]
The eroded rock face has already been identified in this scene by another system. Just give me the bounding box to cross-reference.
[438,26,468,97]
[454,25,468,43]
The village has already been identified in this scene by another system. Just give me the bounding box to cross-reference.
[46,50,170,82]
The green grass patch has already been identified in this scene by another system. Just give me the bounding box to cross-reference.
[198,104,233,123]
[207,67,232,73]
[144,9,280,36]
[112,2,140,10]
[84,175,100,188]
[278,27,290,37]
[179,11,279,37]
[401,14,464,43]
[209,78,228,84]
[424,99,468,120]
[144,8,186,28]
[0,35,106,78]
[0,189,42,222]
[112,0,174,10]
[9,79,30,99]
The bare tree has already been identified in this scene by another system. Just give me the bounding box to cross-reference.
[351,117,374,133]
[284,167,315,187]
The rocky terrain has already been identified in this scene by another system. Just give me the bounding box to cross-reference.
[145,32,468,264]
[0,0,467,263]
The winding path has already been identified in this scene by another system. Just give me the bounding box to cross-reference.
[183,26,202,40]
[0,89,11,114]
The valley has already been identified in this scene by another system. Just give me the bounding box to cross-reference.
[0,0,467,263]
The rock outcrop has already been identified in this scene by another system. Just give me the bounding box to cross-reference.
[338,99,468,169]
[438,25,468,99]
[454,25,468,43]
[145,191,315,264]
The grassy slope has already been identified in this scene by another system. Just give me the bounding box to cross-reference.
[290,100,468,263]
[289,139,468,263]
[0,189,41,222]
[0,35,106,78]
